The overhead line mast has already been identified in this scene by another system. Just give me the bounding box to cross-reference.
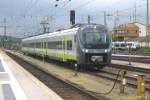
[146,0,150,47]
[0,18,7,48]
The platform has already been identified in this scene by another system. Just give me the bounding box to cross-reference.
[0,50,63,100]
[112,59,150,70]
[112,54,150,58]
[111,53,150,70]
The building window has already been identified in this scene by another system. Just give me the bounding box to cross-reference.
[135,30,138,33]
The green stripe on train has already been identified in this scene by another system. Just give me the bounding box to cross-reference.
[28,50,77,61]
[47,52,77,61]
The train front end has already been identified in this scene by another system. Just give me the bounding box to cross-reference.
[77,24,111,68]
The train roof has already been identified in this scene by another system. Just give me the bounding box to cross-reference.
[22,23,106,42]
[22,27,79,41]
[70,23,105,28]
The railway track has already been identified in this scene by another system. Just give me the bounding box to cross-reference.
[6,50,150,98]
[88,66,150,92]
[112,55,150,64]
[7,52,109,100]
[110,64,150,74]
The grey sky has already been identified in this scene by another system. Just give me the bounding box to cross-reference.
[0,0,148,38]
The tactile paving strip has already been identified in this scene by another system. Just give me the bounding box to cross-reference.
[2,84,16,100]
[0,61,5,72]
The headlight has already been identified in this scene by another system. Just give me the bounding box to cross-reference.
[82,49,88,53]
[82,49,85,52]
[105,49,108,53]
[105,49,111,53]
[85,49,88,53]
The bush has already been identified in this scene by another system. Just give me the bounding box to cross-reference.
[138,47,150,53]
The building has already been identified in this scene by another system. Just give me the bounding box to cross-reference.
[134,22,146,37]
[113,22,150,47]
[113,23,139,41]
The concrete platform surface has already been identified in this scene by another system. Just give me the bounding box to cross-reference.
[0,50,63,100]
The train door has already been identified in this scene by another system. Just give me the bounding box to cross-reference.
[62,34,76,62]
[63,36,67,61]
[66,35,76,61]
[33,42,36,55]
[45,42,47,56]
[41,42,43,56]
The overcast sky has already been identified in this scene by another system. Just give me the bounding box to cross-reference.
[0,0,148,38]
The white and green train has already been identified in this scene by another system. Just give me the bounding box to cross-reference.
[21,24,112,69]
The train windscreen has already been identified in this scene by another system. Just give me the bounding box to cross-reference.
[80,27,110,49]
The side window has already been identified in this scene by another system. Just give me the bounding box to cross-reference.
[44,42,47,48]
[48,41,63,49]
[63,41,65,49]
[36,43,38,48]
[74,35,77,42]
[22,43,25,47]
[115,43,119,47]
[31,43,34,48]
[67,40,72,50]
[36,43,41,48]
[48,42,51,49]
[57,41,63,49]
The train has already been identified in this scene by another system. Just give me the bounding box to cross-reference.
[112,41,140,50]
[21,24,112,69]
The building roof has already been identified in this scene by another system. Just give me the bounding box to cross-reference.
[134,22,145,26]
[114,23,139,30]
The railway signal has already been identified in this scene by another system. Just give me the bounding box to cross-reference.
[70,10,75,25]
[0,18,7,48]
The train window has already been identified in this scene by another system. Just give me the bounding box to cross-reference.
[48,41,63,49]
[115,44,119,47]
[121,43,126,47]
[127,43,132,46]
[27,43,30,47]
[31,43,34,48]
[22,43,25,47]
[44,42,47,48]
[57,41,63,49]
[74,35,77,42]
[36,43,42,48]
[36,43,38,48]
[67,40,72,50]
[63,41,65,49]
[48,42,51,49]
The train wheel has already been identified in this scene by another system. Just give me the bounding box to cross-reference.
[80,65,87,71]
[96,66,104,70]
